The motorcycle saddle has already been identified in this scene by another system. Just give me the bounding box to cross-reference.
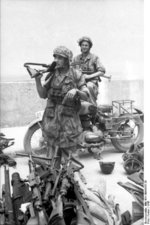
[84,131,103,143]
[79,101,97,115]
[98,105,112,113]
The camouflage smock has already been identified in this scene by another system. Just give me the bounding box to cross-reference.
[42,67,87,149]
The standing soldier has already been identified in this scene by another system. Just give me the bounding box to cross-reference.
[34,46,89,165]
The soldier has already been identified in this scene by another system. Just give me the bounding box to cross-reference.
[34,46,89,165]
[72,36,106,105]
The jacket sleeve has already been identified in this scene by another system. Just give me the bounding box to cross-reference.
[95,56,106,73]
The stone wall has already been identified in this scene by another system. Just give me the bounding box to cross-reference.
[0,82,46,127]
[0,79,143,128]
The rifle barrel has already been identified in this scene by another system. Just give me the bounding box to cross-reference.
[16,153,52,161]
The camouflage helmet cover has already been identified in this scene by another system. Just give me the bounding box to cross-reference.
[53,46,73,61]
[78,36,93,48]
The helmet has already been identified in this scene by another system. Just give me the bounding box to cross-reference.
[78,36,93,48]
[53,46,73,61]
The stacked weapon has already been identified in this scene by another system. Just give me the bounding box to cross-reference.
[1,150,95,225]
[13,152,95,225]
[0,133,16,225]
[1,143,121,225]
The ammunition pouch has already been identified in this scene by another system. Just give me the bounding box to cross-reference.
[48,87,65,104]
[46,107,55,118]
[61,105,75,117]
[61,93,81,117]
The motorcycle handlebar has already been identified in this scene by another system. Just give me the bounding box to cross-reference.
[16,153,52,161]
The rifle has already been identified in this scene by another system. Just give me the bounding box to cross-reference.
[24,62,56,79]
[16,151,60,204]
[0,165,15,225]
[27,154,48,225]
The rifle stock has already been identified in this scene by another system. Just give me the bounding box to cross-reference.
[4,165,15,225]
[27,155,48,225]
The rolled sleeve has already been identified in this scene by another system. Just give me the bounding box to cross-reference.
[95,57,106,73]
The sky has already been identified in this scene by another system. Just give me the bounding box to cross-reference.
[1,0,150,200]
[1,0,144,81]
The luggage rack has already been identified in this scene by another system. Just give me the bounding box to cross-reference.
[112,100,135,116]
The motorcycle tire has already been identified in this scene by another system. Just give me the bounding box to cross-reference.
[23,121,47,155]
[111,116,144,153]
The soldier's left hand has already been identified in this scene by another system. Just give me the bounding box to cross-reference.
[63,88,78,104]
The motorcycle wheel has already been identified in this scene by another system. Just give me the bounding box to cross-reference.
[23,122,47,155]
[111,116,144,153]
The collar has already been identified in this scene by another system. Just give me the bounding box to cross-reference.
[55,67,70,77]
[79,52,92,60]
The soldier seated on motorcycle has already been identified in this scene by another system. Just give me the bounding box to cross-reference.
[34,46,89,164]
[71,36,106,106]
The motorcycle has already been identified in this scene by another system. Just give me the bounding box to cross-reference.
[23,62,144,156]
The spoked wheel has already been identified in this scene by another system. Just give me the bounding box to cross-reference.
[111,116,144,152]
[23,122,47,155]
[123,158,143,174]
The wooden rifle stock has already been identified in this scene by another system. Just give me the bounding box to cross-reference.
[3,165,15,225]
[27,155,48,225]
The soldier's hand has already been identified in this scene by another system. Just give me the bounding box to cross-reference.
[84,74,89,79]
[34,71,42,80]
[68,88,78,98]
[49,195,63,220]
[62,88,78,104]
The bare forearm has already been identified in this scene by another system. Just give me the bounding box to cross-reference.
[85,71,105,80]
[35,78,47,98]
[77,89,89,101]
